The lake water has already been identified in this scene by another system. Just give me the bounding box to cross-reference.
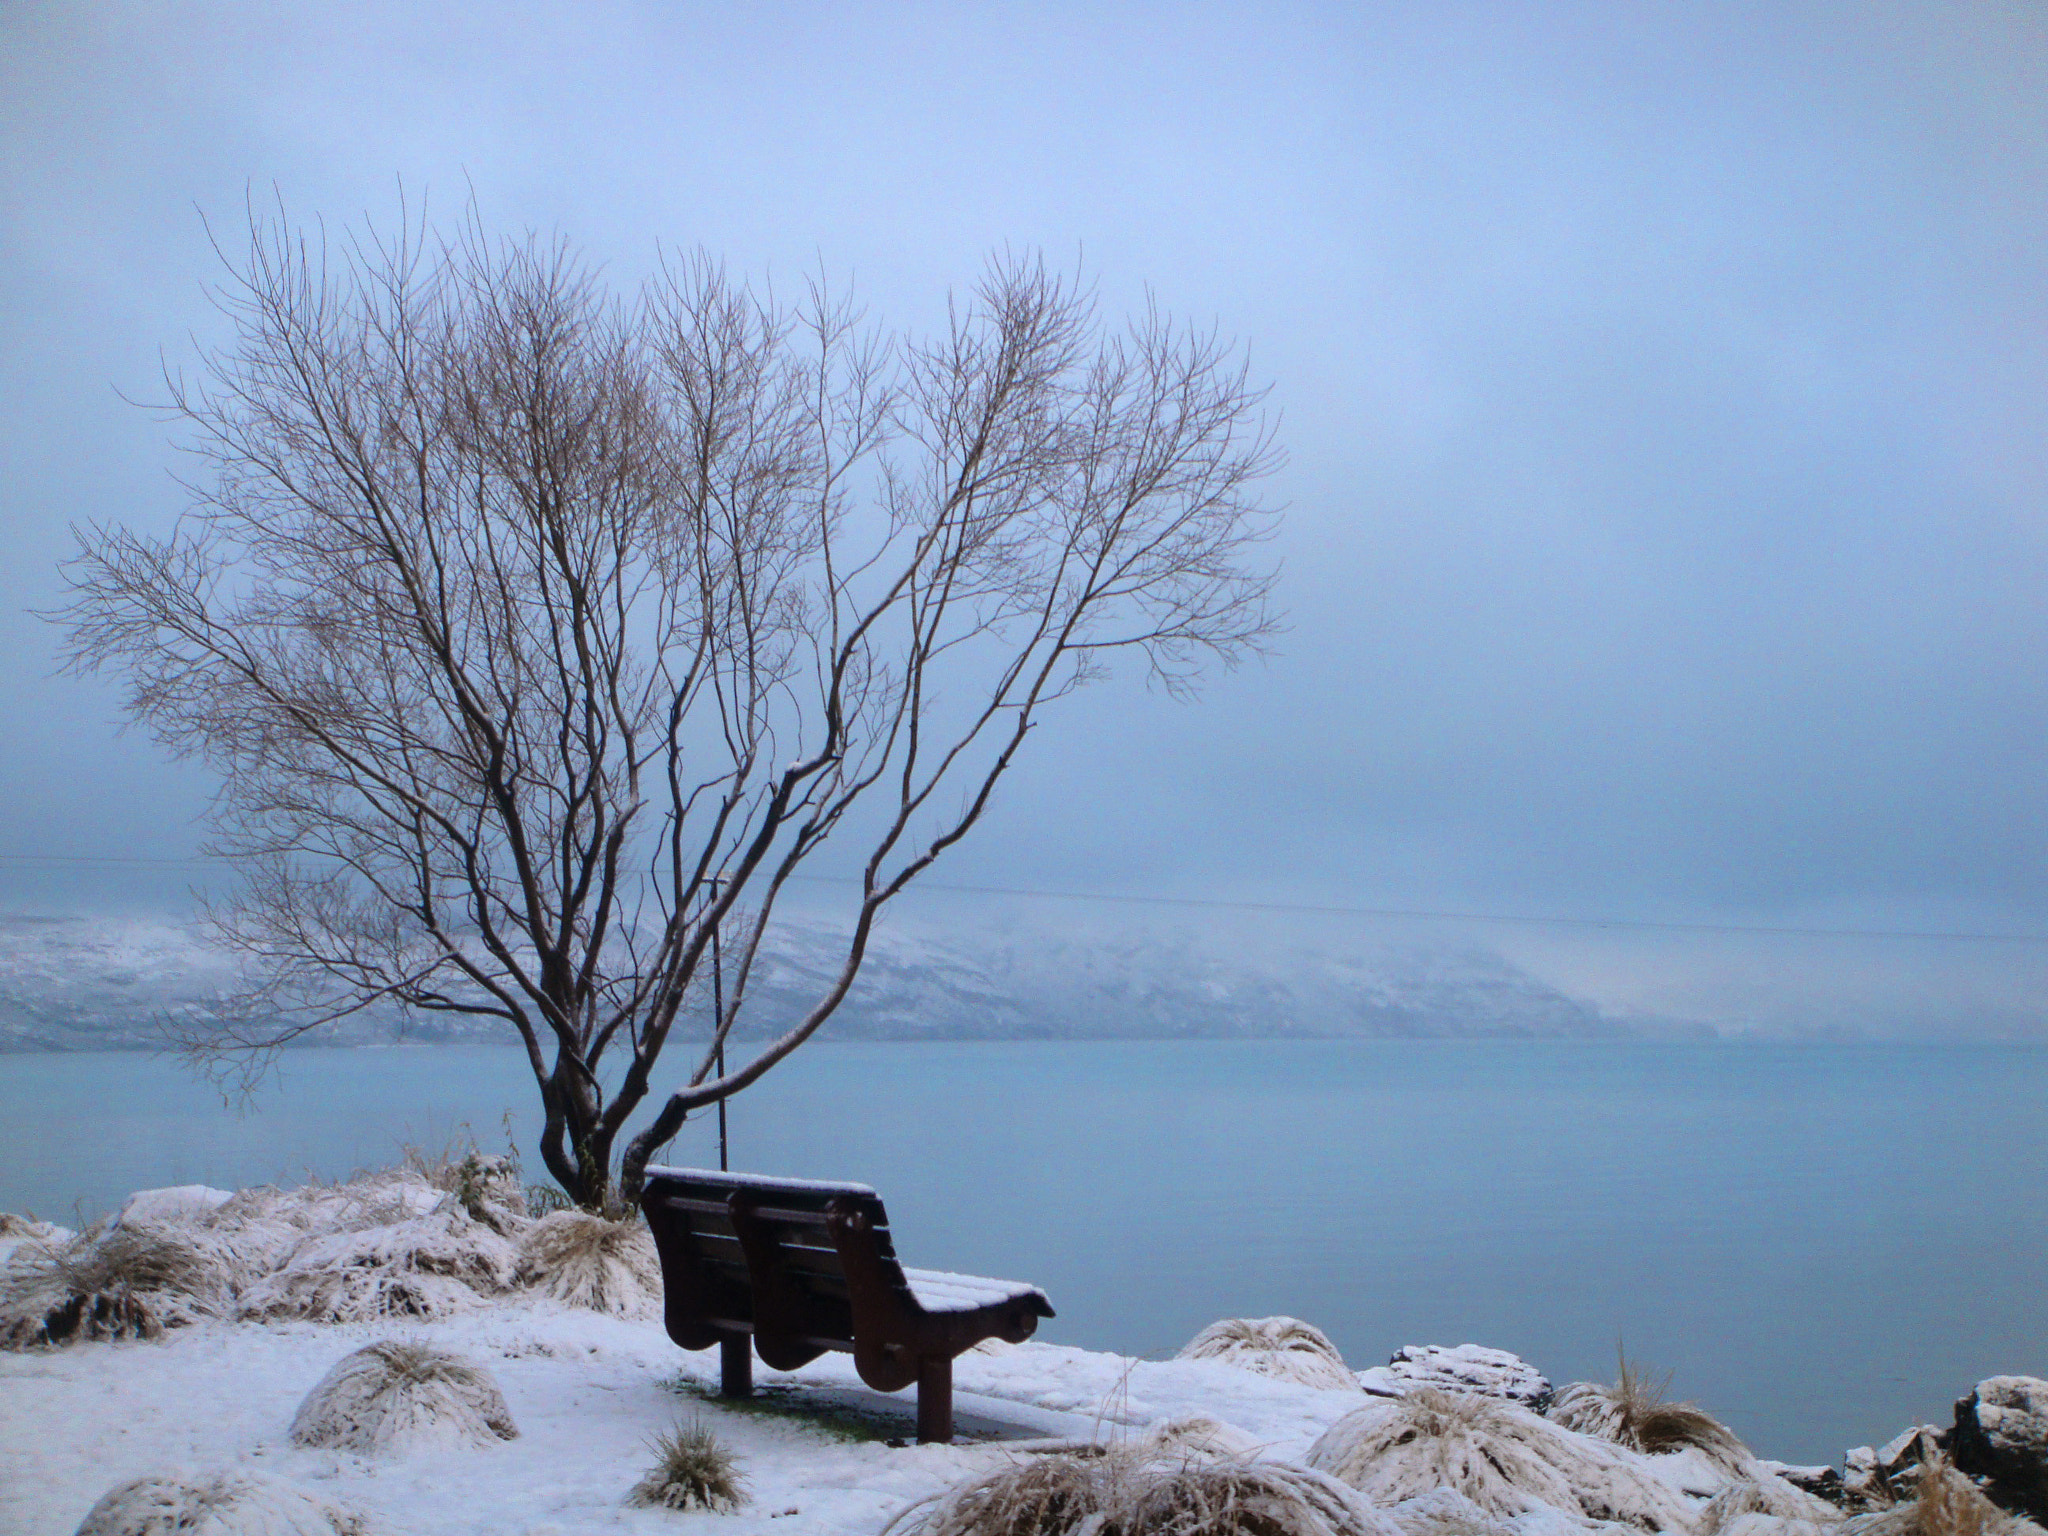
[3,1038,2044,1466]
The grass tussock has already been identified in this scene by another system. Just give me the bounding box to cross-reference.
[628,1418,748,1513]
[1306,1386,1698,1531]
[401,1138,528,1233]
[237,1202,519,1324]
[290,1338,518,1454]
[1139,1415,1265,1464]
[0,1223,221,1348]
[1382,1486,1518,1536]
[514,1210,660,1319]
[73,1469,368,1536]
[1549,1354,1751,1471]
[1699,1475,1845,1536]
[884,1449,1392,1536]
[1177,1317,1361,1392]
[1847,1458,2043,1536]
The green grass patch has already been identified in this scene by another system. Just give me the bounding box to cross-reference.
[660,1375,911,1445]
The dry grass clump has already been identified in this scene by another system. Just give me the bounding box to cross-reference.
[1306,1386,1698,1531]
[1139,1415,1266,1464]
[1700,1475,1845,1536]
[884,1448,1394,1536]
[0,1223,222,1348]
[514,1211,660,1319]
[290,1339,518,1454]
[1124,1461,1394,1536]
[627,1419,747,1513]
[1177,1317,1361,1392]
[72,1469,368,1536]
[1550,1355,1751,1471]
[238,1205,518,1324]
[886,1450,1123,1536]
[1845,1459,2044,1536]
[402,1143,529,1234]
[1382,1486,1517,1536]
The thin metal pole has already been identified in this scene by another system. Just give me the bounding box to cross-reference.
[710,879,727,1173]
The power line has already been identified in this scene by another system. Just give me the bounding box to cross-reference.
[2,849,2043,946]
[855,878,2048,946]
[0,853,206,866]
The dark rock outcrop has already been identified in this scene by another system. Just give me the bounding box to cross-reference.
[1951,1376,2048,1523]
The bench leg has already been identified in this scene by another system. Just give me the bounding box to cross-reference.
[915,1355,953,1444]
[719,1335,753,1398]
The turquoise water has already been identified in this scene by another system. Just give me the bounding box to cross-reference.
[3,1039,2044,1464]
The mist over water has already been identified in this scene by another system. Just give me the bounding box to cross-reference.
[6,1036,2043,1466]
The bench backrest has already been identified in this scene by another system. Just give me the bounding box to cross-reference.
[641,1166,911,1357]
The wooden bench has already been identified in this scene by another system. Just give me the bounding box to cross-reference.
[640,1167,1055,1443]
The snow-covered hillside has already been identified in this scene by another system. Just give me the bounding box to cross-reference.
[0,912,1704,1053]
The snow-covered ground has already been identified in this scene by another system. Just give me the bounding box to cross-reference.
[0,1296,1432,1534]
[3,1174,2029,1536]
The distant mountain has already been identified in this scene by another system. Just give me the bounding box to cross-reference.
[0,910,1709,1051]
[740,918,1709,1041]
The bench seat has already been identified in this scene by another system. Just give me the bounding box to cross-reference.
[902,1267,1049,1314]
[641,1165,1054,1443]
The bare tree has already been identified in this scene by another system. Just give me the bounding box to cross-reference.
[57,208,1281,1211]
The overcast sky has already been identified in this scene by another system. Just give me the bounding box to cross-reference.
[4,2,2046,1031]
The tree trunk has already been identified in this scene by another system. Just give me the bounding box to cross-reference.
[620,1098,691,1207]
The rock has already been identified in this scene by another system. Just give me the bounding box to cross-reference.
[1842,1446,1883,1508]
[1757,1460,1847,1507]
[1841,1425,1961,1510]
[1358,1344,1552,1408]
[112,1186,234,1228]
[1952,1376,2048,1523]
[1880,1426,1948,1489]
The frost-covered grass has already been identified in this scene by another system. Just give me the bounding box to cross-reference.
[1845,1458,2046,1536]
[6,1174,2031,1536]
[1177,1316,1361,1392]
[627,1417,747,1512]
[513,1211,660,1320]
[882,1445,1392,1536]
[0,1164,651,1345]
[1306,1387,1699,1530]
[0,1222,223,1347]
[72,1469,370,1536]
[290,1339,519,1454]
[1550,1354,1751,1471]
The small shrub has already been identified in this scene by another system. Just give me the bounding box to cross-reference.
[1306,1387,1697,1530]
[291,1339,518,1454]
[1124,1459,1393,1536]
[524,1183,575,1218]
[401,1133,527,1232]
[1383,1486,1517,1536]
[882,1450,1130,1536]
[1139,1414,1265,1464]
[514,1210,660,1319]
[1847,1457,2040,1536]
[628,1418,747,1513]
[237,1204,518,1324]
[1700,1475,1845,1536]
[1177,1317,1360,1391]
[73,1469,368,1536]
[884,1450,1394,1536]
[1549,1353,1750,1470]
[0,1223,222,1348]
